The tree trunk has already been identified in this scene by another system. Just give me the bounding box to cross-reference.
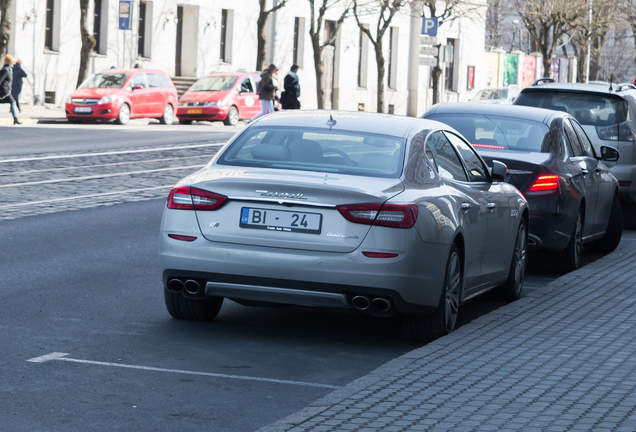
[374,44,385,113]
[77,0,96,89]
[256,14,267,71]
[0,0,12,56]
[542,55,551,79]
[431,66,442,105]
[312,36,325,109]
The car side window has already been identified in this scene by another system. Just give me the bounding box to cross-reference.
[159,74,172,88]
[445,132,490,182]
[570,119,596,158]
[425,131,469,182]
[132,73,148,89]
[146,73,162,88]
[240,78,254,93]
[563,119,584,157]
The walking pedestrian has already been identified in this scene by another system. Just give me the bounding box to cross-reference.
[280,65,301,110]
[11,60,28,113]
[247,63,278,124]
[0,54,21,125]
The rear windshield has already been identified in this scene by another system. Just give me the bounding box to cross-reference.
[473,88,507,101]
[515,90,628,126]
[427,113,550,152]
[190,76,237,92]
[217,126,405,178]
[82,73,130,89]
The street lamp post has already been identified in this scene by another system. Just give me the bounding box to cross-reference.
[585,0,592,83]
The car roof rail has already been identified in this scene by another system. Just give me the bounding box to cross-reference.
[615,83,636,92]
[532,78,555,86]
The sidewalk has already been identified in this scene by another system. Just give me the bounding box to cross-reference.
[259,238,636,432]
[0,104,66,125]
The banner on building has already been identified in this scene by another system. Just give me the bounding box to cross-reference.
[503,55,518,87]
[467,66,475,90]
[521,56,536,88]
[484,52,499,87]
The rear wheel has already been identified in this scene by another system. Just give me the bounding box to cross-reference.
[585,195,623,253]
[496,220,527,301]
[403,244,462,343]
[223,106,239,126]
[164,289,223,321]
[159,104,174,125]
[115,103,130,125]
[178,119,193,125]
[557,209,583,273]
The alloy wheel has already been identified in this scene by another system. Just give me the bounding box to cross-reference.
[444,251,461,333]
[513,223,527,296]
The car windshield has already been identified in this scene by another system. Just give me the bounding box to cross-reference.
[190,76,238,92]
[82,73,130,89]
[428,113,550,152]
[515,90,628,126]
[217,126,406,178]
[474,88,507,100]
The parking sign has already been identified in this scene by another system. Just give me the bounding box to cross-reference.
[421,17,438,36]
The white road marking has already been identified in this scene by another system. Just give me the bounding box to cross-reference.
[0,185,173,208]
[27,352,340,389]
[0,142,224,164]
[0,164,205,189]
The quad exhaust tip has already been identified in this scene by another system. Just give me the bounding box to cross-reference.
[352,296,392,313]
[184,279,201,295]
[371,297,391,313]
[352,295,370,311]
[168,278,184,293]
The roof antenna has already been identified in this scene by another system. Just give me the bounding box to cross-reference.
[609,75,614,92]
[326,115,337,130]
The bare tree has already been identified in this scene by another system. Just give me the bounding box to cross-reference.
[353,0,406,113]
[618,0,636,77]
[256,0,289,71]
[0,0,11,56]
[308,0,350,109]
[77,0,96,88]
[512,0,586,77]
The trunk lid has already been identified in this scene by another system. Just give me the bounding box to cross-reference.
[478,150,551,191]
[189,167,405,252]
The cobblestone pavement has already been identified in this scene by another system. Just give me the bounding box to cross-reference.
[258,238,636,431]
[0,142,222,220]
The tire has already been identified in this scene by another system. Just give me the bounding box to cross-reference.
[164,289,223,321]
[622,202,636,230]
[223,106,239,126]
[159,104,174,125]
[585,195,623,254]
[557,209,583,273]
[115,103,131,125]
[495,220,527,301]
[403,243,462,343]
[179,119,193,125]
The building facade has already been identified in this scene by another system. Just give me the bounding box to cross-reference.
[6,0,487,116]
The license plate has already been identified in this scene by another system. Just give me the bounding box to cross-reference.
[74,107,92,113]
[240,207,322,234]
[187,109,202,114]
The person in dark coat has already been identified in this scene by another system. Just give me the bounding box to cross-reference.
[280,65,301,110]
[0,54,20,125]
[11,60,27,113]
[247,63,278,124]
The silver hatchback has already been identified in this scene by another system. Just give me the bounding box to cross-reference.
[160,111,528,342]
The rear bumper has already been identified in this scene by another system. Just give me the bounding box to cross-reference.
[526,195,575,252]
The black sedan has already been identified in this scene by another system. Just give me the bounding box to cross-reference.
[424,103,622,272]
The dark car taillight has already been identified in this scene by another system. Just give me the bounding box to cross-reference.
[526,175,560,195]
[167,186,228,210]
[337,204,418,228]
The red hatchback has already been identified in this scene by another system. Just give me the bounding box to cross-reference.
[65,69,178,125]
[176,72,261,126]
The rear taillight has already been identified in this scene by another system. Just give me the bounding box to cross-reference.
[167,186,228,210]
[596,121,636,142]
[337,204,418,228]
[526,174,560,194]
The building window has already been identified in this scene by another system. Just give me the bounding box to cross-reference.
[357,25,369,88]
[444,39,457,92]
[220,9,234,63]
[93,0,108,54]
[45,0,60,51]
[138,1,152,58]
[388,27,398,90]
[293,17,305,68]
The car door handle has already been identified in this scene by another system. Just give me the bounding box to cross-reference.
[461,203,471,211]
[581,169,589,176]
[487,203,497,211]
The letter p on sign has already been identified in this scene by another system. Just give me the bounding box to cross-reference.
[421,17,438,36]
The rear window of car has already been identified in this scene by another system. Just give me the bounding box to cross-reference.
[427,113,550,152]
[515,90,628,126]
[217,126,405,178]
[190,76,237,92]
[82,73,130,89]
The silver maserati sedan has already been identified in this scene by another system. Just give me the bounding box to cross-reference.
[160,110,528,342]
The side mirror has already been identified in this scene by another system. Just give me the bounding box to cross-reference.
[133,84,144,91]
[600,145,619,162]
[490,160,508,182]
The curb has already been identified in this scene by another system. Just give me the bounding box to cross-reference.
[0,118,38,126]
[254,244,625,432]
